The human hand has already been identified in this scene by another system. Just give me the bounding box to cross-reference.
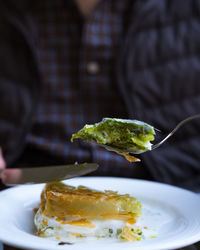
[0,148,23,185]
[0,147,7,184]
[0,147,6,171]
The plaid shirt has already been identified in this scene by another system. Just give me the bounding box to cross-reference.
[27,0,136,176]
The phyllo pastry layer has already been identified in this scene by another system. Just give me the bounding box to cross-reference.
[71,118,155,162]
[35,182,143,242]
[40,182,142,220]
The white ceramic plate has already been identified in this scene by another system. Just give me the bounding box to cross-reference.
[0,177,200,250]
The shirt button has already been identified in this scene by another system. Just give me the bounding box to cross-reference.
[86,61,100,74]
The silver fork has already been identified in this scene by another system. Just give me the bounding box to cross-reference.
[151,114,200,151]
[100,114,200,155]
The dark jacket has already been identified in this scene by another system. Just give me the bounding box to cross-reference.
[1,0,200,190]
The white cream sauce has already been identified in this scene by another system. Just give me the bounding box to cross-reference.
[35,197,178,244]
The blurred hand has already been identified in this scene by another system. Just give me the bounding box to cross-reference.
[0,147,6,184]
[0,147,6,170]
[0,148,22,185]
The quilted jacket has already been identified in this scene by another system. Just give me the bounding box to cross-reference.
[0,0,200,190]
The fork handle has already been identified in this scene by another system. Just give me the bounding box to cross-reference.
[152,114,200,150]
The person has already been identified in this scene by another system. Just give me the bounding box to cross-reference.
[0,0,200,191]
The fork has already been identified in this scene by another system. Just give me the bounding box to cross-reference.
[151,114,200,152]
[100,114,200,155]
